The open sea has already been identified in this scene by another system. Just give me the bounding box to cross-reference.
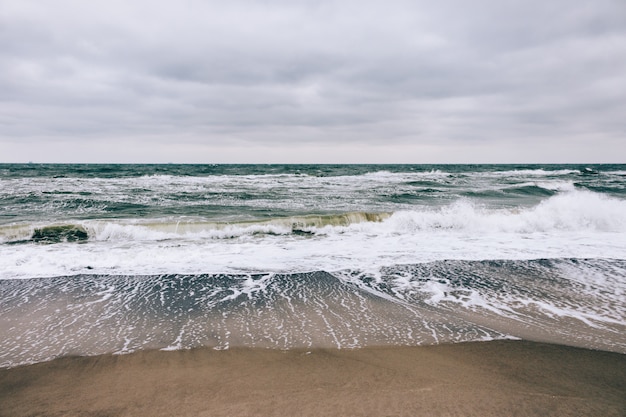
[1,163,625,367]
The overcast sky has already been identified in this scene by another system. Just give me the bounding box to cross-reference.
[1,0,625,163]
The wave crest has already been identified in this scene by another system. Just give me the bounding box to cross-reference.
[387,190,626,233]
[1,190,624,245]
[0,212,392,243]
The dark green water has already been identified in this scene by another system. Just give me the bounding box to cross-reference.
[1,164,624,225]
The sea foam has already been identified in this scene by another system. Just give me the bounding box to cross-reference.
[1,191,624,280]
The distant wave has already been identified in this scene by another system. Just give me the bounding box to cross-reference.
[471,169,580,177]
[136,168,581,182]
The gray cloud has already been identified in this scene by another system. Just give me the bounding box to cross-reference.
[1,0,625,162]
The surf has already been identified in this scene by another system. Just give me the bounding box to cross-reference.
[1,258,623,368]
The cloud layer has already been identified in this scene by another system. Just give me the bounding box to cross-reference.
[1,0,625,162]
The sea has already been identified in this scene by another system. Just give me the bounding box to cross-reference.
[1,164,625,367]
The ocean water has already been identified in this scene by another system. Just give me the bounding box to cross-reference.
[1,164,625,367]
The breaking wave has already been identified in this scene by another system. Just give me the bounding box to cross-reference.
[0,212,391,243]
[2,190,623,244]
[386,190,626,234]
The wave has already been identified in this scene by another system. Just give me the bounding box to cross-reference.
[0,212,392,244]
[462,169,580,178]
[31,225,89,243]
[387,190,626,234]
[2,190,625,244]
[461,184,558,199]
[1,258,623,367]
[98,168,580,186]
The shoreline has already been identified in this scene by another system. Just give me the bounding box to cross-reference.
[1,340,624,417]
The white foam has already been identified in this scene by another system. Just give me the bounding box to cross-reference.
[1,190,625,280]
[533,181,577,192]
[385,190,626,234]
[475,169,579,178]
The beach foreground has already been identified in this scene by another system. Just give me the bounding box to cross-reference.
[1,340,624,417]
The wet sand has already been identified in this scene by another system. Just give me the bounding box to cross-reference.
[1,340,624,417]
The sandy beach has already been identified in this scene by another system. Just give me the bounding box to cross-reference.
[1,340,624,417]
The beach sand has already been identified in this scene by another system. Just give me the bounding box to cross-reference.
[1,340,624,417]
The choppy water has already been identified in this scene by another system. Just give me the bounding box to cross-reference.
[1,164,625,367]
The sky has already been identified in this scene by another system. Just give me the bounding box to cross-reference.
[1,0,625,163]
